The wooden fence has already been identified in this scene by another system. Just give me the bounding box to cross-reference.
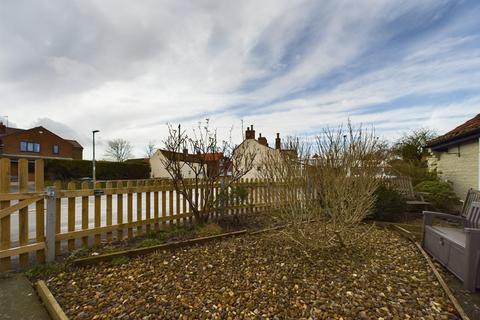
[0,158,283,271]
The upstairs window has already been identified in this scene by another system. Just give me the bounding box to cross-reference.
[53,144,59,154]
[20,141,40,153]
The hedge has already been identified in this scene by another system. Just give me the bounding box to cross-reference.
[44,159,150,181]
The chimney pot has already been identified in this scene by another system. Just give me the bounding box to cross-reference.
[258,134,268,147]
[275,133,281,150]
[245,125,255,139]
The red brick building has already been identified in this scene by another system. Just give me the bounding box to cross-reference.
[0,122,83,179]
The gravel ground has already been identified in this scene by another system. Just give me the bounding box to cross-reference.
[46,226,459,319]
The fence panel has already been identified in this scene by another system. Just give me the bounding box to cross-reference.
[0,156,290,271]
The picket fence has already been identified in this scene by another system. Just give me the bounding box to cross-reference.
[0,158,290,271]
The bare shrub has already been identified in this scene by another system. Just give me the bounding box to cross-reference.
[162,121,255,223]
[261,123,387,254]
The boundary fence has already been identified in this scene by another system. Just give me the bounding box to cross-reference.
[0,158,285,271]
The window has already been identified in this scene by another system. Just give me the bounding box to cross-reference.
[20,141,40,153]
[53,144,59,154]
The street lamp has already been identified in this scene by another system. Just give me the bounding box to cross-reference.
[92,130,99,186]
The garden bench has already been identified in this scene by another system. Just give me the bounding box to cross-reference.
[461,188,480,216]
[422,201,480,292]
[386,176,431,206]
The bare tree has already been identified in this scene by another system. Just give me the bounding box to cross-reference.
[161,120,255,223]
[145,140,156,158]
[104,138,133,162]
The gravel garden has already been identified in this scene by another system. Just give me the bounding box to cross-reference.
[43,225,459,319]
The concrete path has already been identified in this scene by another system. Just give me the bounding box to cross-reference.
[0,274,50,320]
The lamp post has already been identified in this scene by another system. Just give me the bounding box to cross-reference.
[92,130,99,186]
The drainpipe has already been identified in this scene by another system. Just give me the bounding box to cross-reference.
[478,138,480,190]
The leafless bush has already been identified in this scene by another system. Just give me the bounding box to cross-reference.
[162,121,255,223]
[261,123,387,254]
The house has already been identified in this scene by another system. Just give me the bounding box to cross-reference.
[426,114,480,197]
[149,149,223,179]
[235,125,293,179]
[0,122,83,179]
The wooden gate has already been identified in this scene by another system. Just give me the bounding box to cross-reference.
[0,158,45,271]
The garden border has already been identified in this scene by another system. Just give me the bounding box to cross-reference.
[35,280,69,320]
[389,224,470,320]
[45,222,469,320]
[72,229,248,266]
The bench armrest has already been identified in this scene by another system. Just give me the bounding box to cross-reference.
[423,211,465,226]
[416,191,430,196]
[465,228,480,234]
[414,191,430,202]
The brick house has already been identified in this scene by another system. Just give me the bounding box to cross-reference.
[426,114,480,197]
[0,122,83,179]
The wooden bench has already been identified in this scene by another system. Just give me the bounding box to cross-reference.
[385,176,431,206]
[461,188,480,216]
[422,201,480,292]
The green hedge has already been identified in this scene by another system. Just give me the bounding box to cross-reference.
[414,180,460,211]
[371,185,407,222]
[44,159,150,181]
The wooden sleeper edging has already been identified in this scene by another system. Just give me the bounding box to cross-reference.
[73,229,248,267]
[35,280,69,320]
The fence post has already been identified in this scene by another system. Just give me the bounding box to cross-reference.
[45,186,56,263]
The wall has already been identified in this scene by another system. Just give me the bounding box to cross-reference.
[429,140,479,197]
[150,150,204,179]
[237,139,282,179]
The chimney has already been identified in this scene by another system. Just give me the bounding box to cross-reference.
[245,124,255,140]
[258,133,268,147]
[275,133,281,150]
[0,122,5,135]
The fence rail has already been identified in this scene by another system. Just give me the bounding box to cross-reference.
[0,158,284,271]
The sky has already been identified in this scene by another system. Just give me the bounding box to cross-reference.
[0,0,479,159]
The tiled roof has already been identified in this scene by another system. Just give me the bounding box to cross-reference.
[426,114,480,148]
[66,139,83,149]
[0,127,25,136]
[160,150,223,163]
[201,153,223,161]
